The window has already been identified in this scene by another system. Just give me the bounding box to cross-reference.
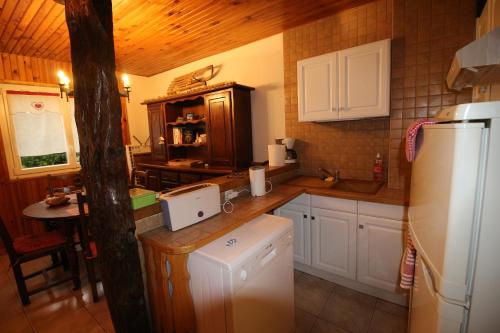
[0,84,80,179]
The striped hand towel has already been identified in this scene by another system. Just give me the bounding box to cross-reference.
[405,119,435,162]
[400,232,416,289]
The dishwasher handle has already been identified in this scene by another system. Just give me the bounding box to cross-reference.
[260,249,277,266]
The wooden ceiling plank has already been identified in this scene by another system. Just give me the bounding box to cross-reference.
[0,0,34,53]
[28,16,66,58]
[4,0,46,53]
[19,4,64,56]
[11,1,56,55]
[0,0,20,45]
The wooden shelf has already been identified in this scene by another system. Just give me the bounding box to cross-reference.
[167,143,206,148]
[166,119,205,126]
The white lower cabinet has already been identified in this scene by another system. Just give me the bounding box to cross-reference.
[357,214,406,292]
[276,195,407,300]
[275,199,311,265]
[311,207,357,279]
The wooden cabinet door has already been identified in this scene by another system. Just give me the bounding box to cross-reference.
[357,215,406,292]
[275,203,311,265]
[297,53,338,122]
[338,39,390,119]
[311,207,357,279]
[205,92,234,166]
[147,103,166,161]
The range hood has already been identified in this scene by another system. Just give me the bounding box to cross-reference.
[447,28,500,91]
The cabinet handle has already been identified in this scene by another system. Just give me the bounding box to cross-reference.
[311,216,315,220]
[303,214,307,219]
[359,224,364,229]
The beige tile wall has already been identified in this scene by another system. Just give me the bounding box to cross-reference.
[283,0,476,190]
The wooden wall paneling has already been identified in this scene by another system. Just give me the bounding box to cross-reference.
[8,54,20,81]
[0,54,5,79]
[2,53,12,80]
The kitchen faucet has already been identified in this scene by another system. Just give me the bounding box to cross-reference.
[318,168,340,183]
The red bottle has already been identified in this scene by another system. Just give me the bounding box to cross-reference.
[373,153,383,182]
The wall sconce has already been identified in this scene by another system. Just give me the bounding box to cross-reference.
[121,74,131,102]
[57,70,72,101]
[56,70,132,103]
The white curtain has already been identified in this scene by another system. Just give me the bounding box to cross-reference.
[7,92,67,157]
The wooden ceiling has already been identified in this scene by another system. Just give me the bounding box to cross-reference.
[0,0,374,77]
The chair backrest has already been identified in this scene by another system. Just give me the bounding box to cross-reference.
[0,217,18,261]
[76,192,92,256]
[47,172,82,196]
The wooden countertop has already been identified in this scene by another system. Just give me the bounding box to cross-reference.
[138,184,304,254]
[136,162,233,175]
[138,172,408,255]
[287,176,409,206]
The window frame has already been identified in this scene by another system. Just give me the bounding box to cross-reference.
[0,83,80,180]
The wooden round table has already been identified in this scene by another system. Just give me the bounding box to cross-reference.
[22,193,88,289]
[22,193,88,221]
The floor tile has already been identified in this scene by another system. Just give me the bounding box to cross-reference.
[319,285,377,333]
[368,309,408,333]
[375,299,409,318]
[26,295,104,333]
[295,307,316,333]
[295,273,335,316]
[310,317,350,333]
[0,311,34,333]
[294,269,305,282]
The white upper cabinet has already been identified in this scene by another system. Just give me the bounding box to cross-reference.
[338,39,390,119]
[297,39,390,122]
[297,53,338,122]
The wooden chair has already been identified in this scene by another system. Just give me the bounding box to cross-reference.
[76,191,100,302]
[0,218,79,305]
[47,172,82,196]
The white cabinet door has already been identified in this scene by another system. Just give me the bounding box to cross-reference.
[357,214,406,292]
[311,207,357,279]
[297,53,338,122]
[275,203,311,265]
[338,39,390,119]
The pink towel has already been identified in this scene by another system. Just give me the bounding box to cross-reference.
[405,119,435,162]
[400,232,416,289]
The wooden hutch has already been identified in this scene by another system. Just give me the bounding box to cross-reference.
[139,82,254,190]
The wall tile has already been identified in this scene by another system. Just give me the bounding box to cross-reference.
[283,0,475,189]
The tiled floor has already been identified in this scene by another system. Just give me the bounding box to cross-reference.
[0,254,114,333]
[294,270,409,333]
[0,253,407,333]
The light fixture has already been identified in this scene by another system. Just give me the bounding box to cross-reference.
[121,73,131,102]
[56,70,132,103]
[57,70,72,101]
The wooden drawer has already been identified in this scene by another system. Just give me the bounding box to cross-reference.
[161,171,179,182]
[179,173,202,184]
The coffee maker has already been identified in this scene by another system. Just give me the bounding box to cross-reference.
[282,137,297,164]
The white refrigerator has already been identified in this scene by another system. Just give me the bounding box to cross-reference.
[409,101,500,333]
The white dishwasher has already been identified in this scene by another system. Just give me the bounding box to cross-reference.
[188,214,294,333]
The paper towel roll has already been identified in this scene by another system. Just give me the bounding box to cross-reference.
[268,144,286,167]
[249,166,266,196]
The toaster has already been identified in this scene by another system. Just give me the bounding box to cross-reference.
[159,183,221,231]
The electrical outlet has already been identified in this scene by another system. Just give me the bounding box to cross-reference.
[224,189,239,201]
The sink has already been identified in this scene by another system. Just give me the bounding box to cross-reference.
[331,179,384,194]
[287,177,384,195]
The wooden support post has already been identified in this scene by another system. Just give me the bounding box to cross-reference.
[64,1,150,332]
